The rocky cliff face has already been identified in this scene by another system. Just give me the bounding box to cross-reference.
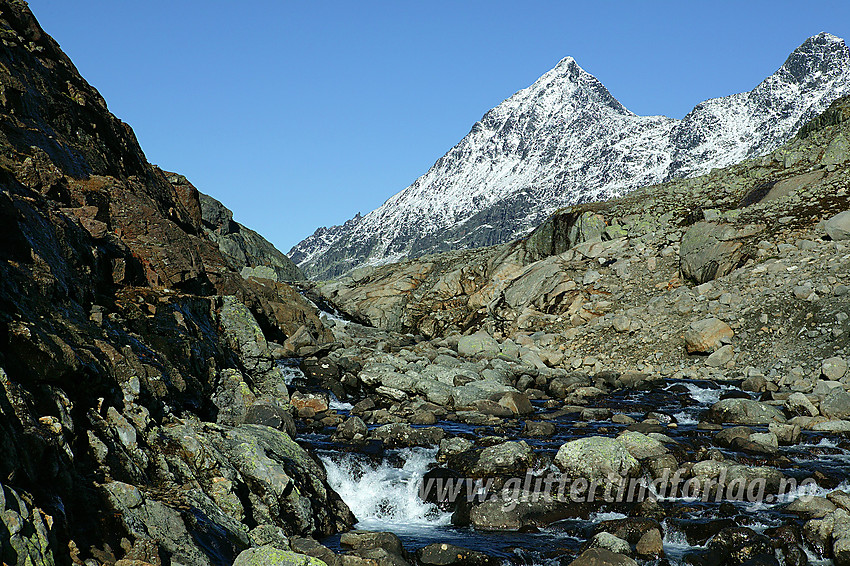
[291,33,850,280]
[187,178,305,282]
[0,2,346,565]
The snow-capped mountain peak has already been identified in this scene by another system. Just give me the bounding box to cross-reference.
[290,34,850,280]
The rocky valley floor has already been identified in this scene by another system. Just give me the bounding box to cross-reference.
[1,2,850,566]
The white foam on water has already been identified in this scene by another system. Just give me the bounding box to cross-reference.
[683,382,735,406]
[280,365,305,386]
[511,548,563,566]
[320,447,451,531]
[661,520,699,562]
[328,393,353,411]
[773,478,850,505]
[805,437,839,448]
[672,411,699,425]
[588,511,628,522]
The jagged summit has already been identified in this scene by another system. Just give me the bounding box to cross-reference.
[782,32,847,82]
[291,33,850,280]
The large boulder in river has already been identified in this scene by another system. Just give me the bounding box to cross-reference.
[706,527,774,565]
[233,545,327,566]
[417,543,498,566]
[707,398,786,425]
[568,548,637,566]
[617,431,668,460]
[554,437,640,484]
[455,441,534,477]
[466,491,573,532]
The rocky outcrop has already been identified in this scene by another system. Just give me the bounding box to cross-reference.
[679,222,763,284]
[194,185,305,282]
[0,3,344,564]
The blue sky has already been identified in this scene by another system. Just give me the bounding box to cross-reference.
[27,1,850,252]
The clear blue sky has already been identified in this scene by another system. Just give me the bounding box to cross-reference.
[27,1,850,252]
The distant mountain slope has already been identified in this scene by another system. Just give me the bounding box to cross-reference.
[291,33,850,280]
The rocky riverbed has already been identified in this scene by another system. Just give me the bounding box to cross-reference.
[268,302,850,566]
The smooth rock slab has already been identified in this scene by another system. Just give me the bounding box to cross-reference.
[457,332,500,358]
[821,387,850,420]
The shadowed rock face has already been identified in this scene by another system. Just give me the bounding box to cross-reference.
[192,182,305,283]
[0,2,344,564]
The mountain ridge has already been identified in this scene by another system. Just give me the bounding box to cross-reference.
[291,32,850,280]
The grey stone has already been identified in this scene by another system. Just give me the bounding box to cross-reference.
[417,543,496,566]
[340,530,404,555]
[457,332,500,358]
[786,392,819,417]
[372,423,445,448]
[769,422,801,445]
[826,210,850,240]
[706,344,734,367]
[680,222,759,284]
[0,483,57,566]
[683,318,733,354]
[590,532,631,555]
[568,548,638,566]
[200,192,305,282]
[786,496,836,518]
[821,387,850,420]
[708,398,786,425]
[337,416,368,440]
[437,437,474,461]
[463,441,534,477]
[233,545,328,566]
[555,437,639,484]
[616,431,667,459]
[823,357,849,380]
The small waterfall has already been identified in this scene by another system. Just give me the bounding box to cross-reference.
[670,382,737,424]
[661,520,698,563]
[320,447,452,532]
